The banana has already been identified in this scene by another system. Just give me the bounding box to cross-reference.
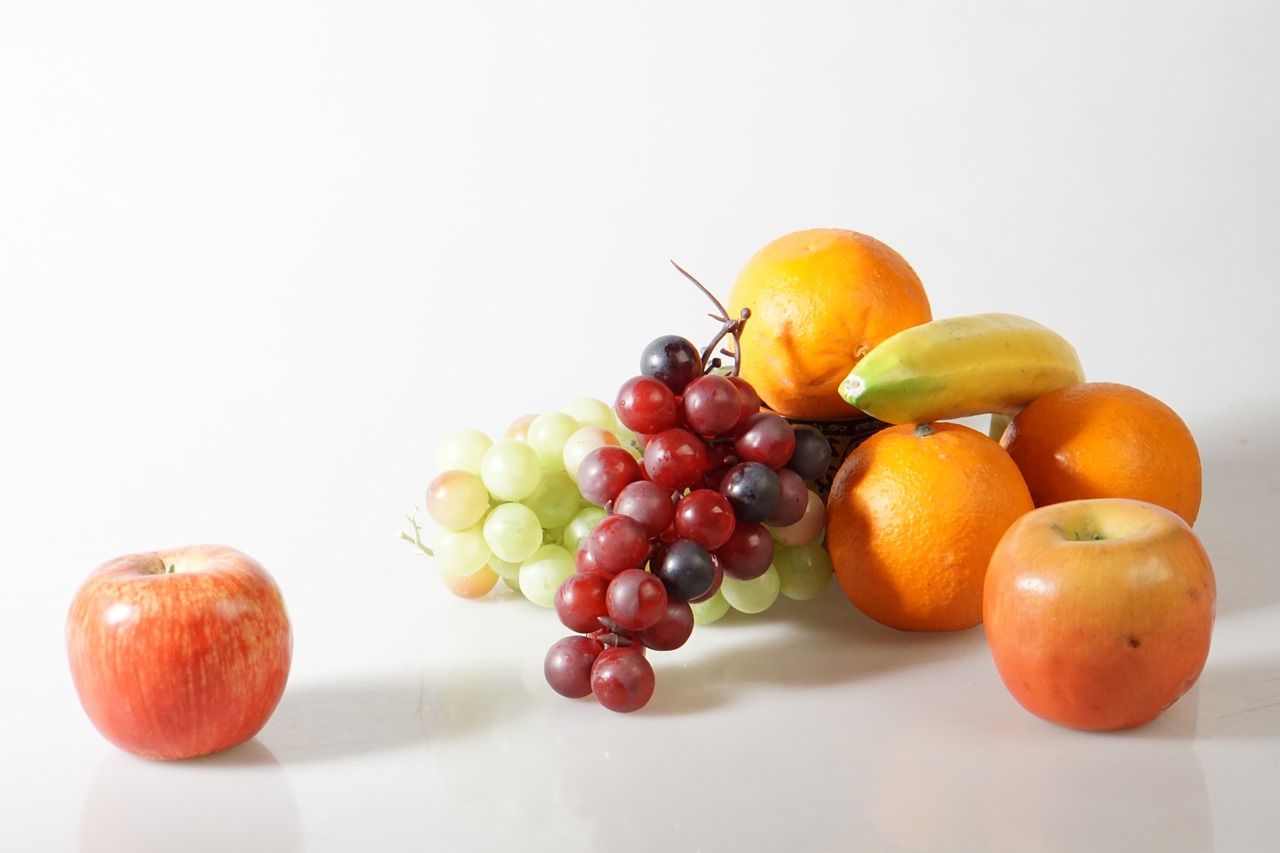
[838,312,1084,425]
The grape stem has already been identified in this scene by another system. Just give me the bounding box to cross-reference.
[400,508,434,557]
[670,260,751,376]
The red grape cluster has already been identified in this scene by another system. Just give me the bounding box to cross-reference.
[543,334,832,712]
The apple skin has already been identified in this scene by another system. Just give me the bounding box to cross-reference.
[983,498,1215,731]
[66,544,292,760]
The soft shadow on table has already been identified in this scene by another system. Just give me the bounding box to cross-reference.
[648,585,990,715]
[255,663,535,764]
[254,672,433,764]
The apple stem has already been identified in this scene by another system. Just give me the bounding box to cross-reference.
[914,423,934,437]
[401,509,434,557]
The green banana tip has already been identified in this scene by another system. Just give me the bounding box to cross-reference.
[839,372,866,403]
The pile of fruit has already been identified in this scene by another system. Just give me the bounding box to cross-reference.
[63,225,1213,766]
[407,227,1216,729]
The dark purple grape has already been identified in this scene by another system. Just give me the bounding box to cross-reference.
[636,599,695,651]
[545,635,605,699]
[605,568,669,631]
[766,467,809,527]
[591,646,655,712]
[732,412,796,469]
[786,424,833,482]
[612,479,677,538]
[713,520,775,581]
[554,571,610,633]
[719,461,781,523]
[690,552,726,602]
[640,335,702,394]
[679,374,744,436]
[650,538,716,601]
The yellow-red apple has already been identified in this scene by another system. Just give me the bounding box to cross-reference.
[983,498,1215,731]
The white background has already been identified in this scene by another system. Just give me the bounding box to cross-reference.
[3,2,1278,850]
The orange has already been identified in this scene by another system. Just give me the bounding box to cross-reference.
[726,228,932,420]
[1000,382,1202,525]
[826,422,1034,631]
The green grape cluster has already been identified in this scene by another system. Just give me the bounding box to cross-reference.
[403,398,637,604]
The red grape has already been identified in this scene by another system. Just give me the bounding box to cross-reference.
[615,375,679,434]
[766,466,809,527]
[605,568,669,631]
[636,599,695,651]
[612,479,677,538]
[729,375,762,421]
[586,514,651,575]
[574,539,602,574]
[679,374,744,436]
[674,489,736,550]
[713,520,775,580]
[554,571,610,633]
[642,428,709,491]
[576,445,641,506]
[591,646,655,712]
[732,412,796,468]
[545,635,604,699]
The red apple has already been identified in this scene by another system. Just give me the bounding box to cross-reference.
[66,544,292,760]
[984,498,1215,731]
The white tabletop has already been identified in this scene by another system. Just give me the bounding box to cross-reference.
[3,2,1278,850]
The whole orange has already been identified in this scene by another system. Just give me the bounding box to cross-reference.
[826,422,1034,631]
[726,228,932,420]
[1000,382,1202,525]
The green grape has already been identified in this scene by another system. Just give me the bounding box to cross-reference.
[690,589,731,625]
[435,428,493,476]
[563,426,620,482]
[433,522,492,577]
[525,412,580,471]
[482,502,544,564]
[522,469,581,529]
[425,470,491,531]
[721,564,781,614]
[562,397,617,432]
[480,439,542,501]
[774,541,834,601]
[489,555,522,584]
[562,505,607,553]
[518,543,575,608]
